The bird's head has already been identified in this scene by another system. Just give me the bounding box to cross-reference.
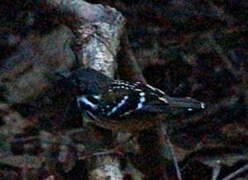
[56,68,112,95]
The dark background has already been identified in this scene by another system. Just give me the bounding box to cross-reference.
[0,0,247,179]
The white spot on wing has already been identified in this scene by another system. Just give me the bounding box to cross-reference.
[140,97,145,102]
[201,102,205,109]
[121,111,132,116]
[77,96,97,109]
[146,83,165,95]
[139,92,145,96]
[137,103,143,109]
[107,96,129,116]
[121,95,146,116]
[137,96,146,109]
[112,81,136,90]
[158,97,168,103]
[93,95,101,100]
[109,107,118,115]
[146,84,156,91]
[155,88,165,95]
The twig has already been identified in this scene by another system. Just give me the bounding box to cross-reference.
[161,123,182,180]
[212,163,221,180]
[221,164,248,180]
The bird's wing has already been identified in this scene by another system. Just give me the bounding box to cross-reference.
[97,81,170,118]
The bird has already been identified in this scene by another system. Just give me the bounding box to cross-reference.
[58,68,205,135]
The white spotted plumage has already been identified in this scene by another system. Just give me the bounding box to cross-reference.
[136,92,146,109]
[107,95,129,116]
[137,96,146,109]
[75,78,205,119]
[93,95,101,100]
[158,97,168,103]
[60,68,205,133]
[139,92,145,96]
[77,80,171,117]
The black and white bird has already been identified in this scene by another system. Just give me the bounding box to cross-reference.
[58,68,205,134]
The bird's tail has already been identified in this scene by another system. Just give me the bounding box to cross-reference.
[167,96,205,111]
